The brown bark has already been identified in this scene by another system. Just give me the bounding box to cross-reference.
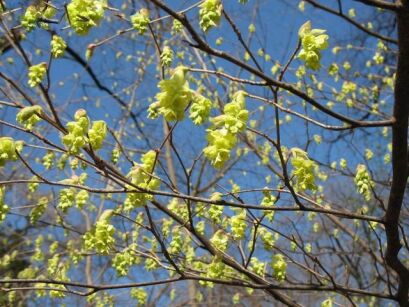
[385,2,409,306]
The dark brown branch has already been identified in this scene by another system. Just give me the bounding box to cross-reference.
[384,5,409,306]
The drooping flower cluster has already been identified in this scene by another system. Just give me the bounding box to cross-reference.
[290,148,318,192]
[16,105,43,130]
[58,188,76,213]
[0,137,24,167]
[131,9,150,35]
[199,0,223,32]
[354,164,374,201]
[204,91,248,168]
[29,197,48,224]
[67,0,106,35]
[28,63,47,87]
[88,120,107,150]
[271,253,287,282]
[58,174,88,212]
[298,21,329,70]
[230,209,246,240]
[172,19,183,34]
[62,109,107,154]
[62,109,89,153]
[160,46,173,67]
[189,93,212,125]
[124,150,160,211]
[250,257,266,277]
[21,6,40,31]
[130,288,148,305]
[210,230,228,252]
[42,151,54,170]
[260,188,276,221]
[203,128,237,169]
[50,35,67,58]
[112,245,139,276]
[21,4,56,31]
[0,187,9,224]
[83,209,115,254]
[150,66,192,121]
[211,91,249,134]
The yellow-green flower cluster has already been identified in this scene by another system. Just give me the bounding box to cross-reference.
[30,197,48,224]
[0,137,24,167]
[172,19,183,34]
[62,109,107,154]
[230,209,246,240]
[28,63,47,87]
[50,35,67,58]
[150,66,192,121]
[250,257,266,277]
[0,187,9,224]
[124,150,160,211]
[206,256,226,283]
[21,6,40,31]
[83,210,115,254]
[354,164,374,201]
[169,227,183,254]
[204,91,248,168]
[67,0,106,35]
[290,148,318,192]
[130,288,148,305]
[16,105,43,130]
[160,46,173,67]
[42,151,54,170]
[271,253,286,282]
[211,91,249,134]
[58,188,76,213]
[199,0,223,32]
[62,109,89,153]
[210,230,228,252]
[131,9,150,35]
[298,21,329,70]
[88,120,107,150]
[189,93,212,125]
[112,245,138,276]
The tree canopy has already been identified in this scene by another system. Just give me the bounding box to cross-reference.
[0,0,408,306]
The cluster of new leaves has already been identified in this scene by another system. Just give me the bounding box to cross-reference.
[290,148,319,192]
[124,150,160,211]
[16,105,43,130]
[204,91,248,168]
[199,0,223,32]
[83,210,115,254]
[62,109,107,154]
[0,137,23,166]
[67,0,106,35]
[354,164,375,201]
[298,21,329,70]
[28,63,47,87]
